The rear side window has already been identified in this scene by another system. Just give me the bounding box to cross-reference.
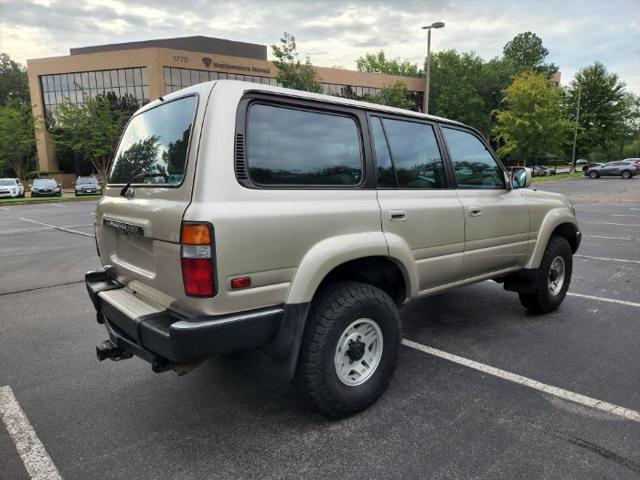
[378,117,446,189]
[109,96,197,185]
[246,104,362,186]
[442,127,505,189]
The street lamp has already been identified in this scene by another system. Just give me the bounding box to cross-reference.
[421,21,445,114]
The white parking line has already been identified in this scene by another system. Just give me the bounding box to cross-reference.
[583,221,640,227]
[0,386,62,479]
[49,204,67,208]
[18,217,95,238]
[584,234,639,241]
[568,292,640,308]
[574,254,640,264]
[611,214,640,218]
[0,206,10,211]
[402,339,640,423]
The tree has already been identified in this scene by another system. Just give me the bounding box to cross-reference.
[428,50,487,132]
[0,100,36,178]
[503,32,557,74]
[364,81,415,110]
[110,136,160,184]
[493,71,571,165]
[356,51,422,77]
[52,94,134,180]
[271,32,322,93]
[0,53,30,105]
[565,62,631,161]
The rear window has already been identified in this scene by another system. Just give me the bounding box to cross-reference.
[246,104,363,186]
[108,96,197,185]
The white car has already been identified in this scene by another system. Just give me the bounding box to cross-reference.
[0,178,25,198]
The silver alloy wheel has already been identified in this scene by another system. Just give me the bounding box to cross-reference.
[334,318,383,386]
[548,256,566,296]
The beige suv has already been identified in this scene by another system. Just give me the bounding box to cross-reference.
[86,80,581,417]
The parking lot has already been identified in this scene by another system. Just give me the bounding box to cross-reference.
[1,177,639,479]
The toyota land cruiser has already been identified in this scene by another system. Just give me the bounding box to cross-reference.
[86,80,581,417]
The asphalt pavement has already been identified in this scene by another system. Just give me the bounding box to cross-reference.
[0,177,639,479]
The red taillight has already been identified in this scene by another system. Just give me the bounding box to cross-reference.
[181,223,215,297]
[231,277,251,289]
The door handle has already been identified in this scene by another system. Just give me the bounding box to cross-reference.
[389,210,407,221]
[468,207,482,217]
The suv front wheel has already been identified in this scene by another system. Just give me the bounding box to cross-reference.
[519,236,572,313]
[295,281,401,418]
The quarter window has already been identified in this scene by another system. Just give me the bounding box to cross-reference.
[379,118,446,189]
[246,104,363,186]
[370,117,395,187]
[443,127,505,189]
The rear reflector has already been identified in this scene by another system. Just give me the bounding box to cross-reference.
[231,277,251,289]
[181,222,215,297]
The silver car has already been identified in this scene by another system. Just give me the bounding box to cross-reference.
[586,159,640,179]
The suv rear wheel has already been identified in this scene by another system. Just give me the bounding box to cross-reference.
[621,170,632,179]
[519,236,572,313]
[295,281,401,418]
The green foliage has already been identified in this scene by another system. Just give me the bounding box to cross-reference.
[0,100,36,178]
[503,32,557,75]
[363,81,415,109]
[565,62,634,161]
[428,50,487,132]
[493,72,572,165]
[271,32,322,93]
[109,136,160,183]
[356,51,422,77]
[0,53,30,105]
[52,94,137,180]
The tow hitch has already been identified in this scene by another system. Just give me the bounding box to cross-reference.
[96,340,133,361]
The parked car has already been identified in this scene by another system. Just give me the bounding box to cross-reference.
[586,159,640,179]
[0,178,25,198]
[582,162,602,174]
[31,178,62,197]
[575,159,589,166]
[86,80,581,418]
[75,176,102,196]
[532,165,556,177]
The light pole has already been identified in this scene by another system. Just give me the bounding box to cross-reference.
[422,21,445,114]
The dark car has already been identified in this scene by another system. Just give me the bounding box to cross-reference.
[586,159,640,179]
[74,176,102,196]
[31,178,61,197]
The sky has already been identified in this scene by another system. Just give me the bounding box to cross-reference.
[1,0,639,93]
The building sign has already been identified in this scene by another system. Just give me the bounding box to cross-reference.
[201,56,270,74]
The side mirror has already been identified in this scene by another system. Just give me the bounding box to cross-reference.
[511,167,532,189]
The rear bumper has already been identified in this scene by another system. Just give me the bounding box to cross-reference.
[85,270,284,366]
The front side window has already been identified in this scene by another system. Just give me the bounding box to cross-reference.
[381,118,445,189]
[108,96,197,185]
[443,127,505,189]
[246,104,362,186]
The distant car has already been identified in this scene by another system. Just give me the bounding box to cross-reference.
[582,162,602,174]
[75,176,102,196]
[575,159,589,166]
[532,165,556,177]
[31,178,62,197]
[586,159,640,179]
[0,178,25,198]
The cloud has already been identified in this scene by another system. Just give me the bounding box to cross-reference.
[0,0,638,93]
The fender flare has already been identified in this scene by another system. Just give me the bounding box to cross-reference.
[526,208,578,269]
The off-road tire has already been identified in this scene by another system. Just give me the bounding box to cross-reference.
[621,170,632,179]
[588,171,599,179]
[519,236,572,314]
[295,281,401,418]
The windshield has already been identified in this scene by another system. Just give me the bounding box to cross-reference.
[0,179,16,186]
[34,179,57,187]
[108,96,197,185]
[77,177,98,184]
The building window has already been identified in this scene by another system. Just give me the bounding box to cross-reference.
[40,67,149,127]
[163,67,277,94]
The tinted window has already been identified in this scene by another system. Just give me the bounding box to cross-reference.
[370,117,395,187]
[33,179,57,187]
[382,118,445,189]
[246,104,362,186]
[109,96,197,185]
[443,127,505,189]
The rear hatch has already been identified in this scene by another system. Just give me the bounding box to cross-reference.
[95,89,208,313]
